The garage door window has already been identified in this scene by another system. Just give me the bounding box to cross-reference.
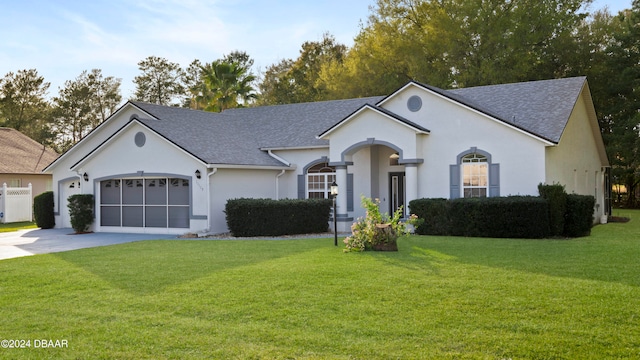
[100,178,189,228]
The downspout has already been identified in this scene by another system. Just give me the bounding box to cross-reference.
[275,170,285,199]
[206,167,218,233]
[266,150,290,200]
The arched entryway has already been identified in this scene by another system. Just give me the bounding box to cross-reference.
[331,139,423,220]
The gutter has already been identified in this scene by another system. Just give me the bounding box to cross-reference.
[267,149,291,167]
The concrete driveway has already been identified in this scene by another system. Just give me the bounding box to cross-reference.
[0,228,175,260]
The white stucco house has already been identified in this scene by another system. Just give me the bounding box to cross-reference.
[43,76,610,234]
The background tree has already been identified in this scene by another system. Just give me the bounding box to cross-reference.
[51,69,122,152]
[258,59,296,105]
[85,69,122,127]
[197,60,257,112]
[133,56,185,106]
[316,0,592,99]
[223,50,255,74]
[182,59,204,109]
[259,33,347,105]
[597,1,640,206]
[0,69,53,145]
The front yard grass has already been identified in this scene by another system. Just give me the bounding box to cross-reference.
[0,221,37,233]
[0,210,638,359]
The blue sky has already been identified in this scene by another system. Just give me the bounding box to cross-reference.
[0,0,632,100]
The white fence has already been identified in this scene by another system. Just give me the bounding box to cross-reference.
[0,183,33,223]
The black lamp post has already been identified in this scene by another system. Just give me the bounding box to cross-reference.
[330,181,338,246]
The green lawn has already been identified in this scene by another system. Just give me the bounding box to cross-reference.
[0,221,37,233]
[0,211,638,359]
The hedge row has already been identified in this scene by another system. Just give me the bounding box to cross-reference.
[225,198,332,237]
[564,194,596,237]
[410,196,550,238]
[409,193,595,239]
[538,184,567,236]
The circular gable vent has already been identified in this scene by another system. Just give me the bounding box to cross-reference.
[135,132,146,147]
[407,95,422,112]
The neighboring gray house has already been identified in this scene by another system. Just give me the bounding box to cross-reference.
[44,77,610,234]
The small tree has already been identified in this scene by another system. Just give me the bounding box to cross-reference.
[67,194,94,233]
[343,196,420,252]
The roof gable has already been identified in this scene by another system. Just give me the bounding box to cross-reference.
[377,77,587,144]
[318,104,430,138]
[70,119,208,171]
[447,77,586,143]
[0,127,58,174]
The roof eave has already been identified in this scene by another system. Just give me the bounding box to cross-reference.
[318,104,430,139]
[205,163,297,171]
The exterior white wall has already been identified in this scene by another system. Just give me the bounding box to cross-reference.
[546,92,607,220]
[53,122,209,234]
[48,105,155,225]
[326,111,422,163]
[269,147,330,200]
[208,168,281,234]
[383,86,548,199]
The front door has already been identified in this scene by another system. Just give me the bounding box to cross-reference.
[389,172,405,215]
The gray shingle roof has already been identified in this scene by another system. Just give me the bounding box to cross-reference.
[446,76,586,143]
[0,127,59,173]
[132,96,384,166]
[129,77,586,167]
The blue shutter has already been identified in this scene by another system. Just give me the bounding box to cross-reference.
[297,175,305,199]
[450,164,460,199]
[347,173,354,211]
[489,163,500,197]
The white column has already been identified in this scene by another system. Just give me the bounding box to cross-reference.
[336,165,348,217]
[405,164,418,215]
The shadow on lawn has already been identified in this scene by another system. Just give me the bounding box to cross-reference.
[54,238,328,295]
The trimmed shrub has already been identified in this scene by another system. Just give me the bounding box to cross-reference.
[33,191,55,229]
[449,196,549,239]
[408,198,449,235]
[225,198,332,237]
[410,196,550,239]
[538,183,567,236]
[67,194,94,233]
[564,194,595,237]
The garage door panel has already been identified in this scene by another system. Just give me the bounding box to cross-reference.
[169,207,189,228]
[122,206,143,227]
[146,206,167,227]
[101,206,121,226]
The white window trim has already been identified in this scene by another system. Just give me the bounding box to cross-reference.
[306,172,336,199]
[461,154,488,198]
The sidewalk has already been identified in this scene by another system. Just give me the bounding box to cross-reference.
[0,228,174,260]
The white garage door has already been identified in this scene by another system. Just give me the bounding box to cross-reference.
[100,178,190,228]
